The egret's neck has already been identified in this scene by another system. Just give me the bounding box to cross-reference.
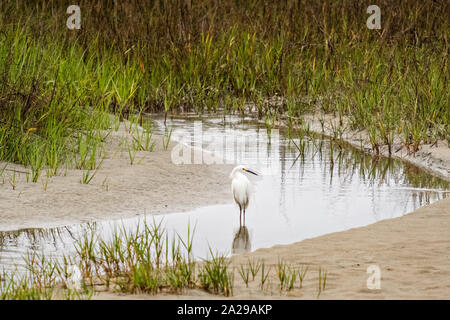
[230,169,244,180]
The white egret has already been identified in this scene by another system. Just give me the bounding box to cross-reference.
[230,165,258,226]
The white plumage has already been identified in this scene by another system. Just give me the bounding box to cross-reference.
[230,165,258,225]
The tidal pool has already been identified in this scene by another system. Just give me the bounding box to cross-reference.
[1,115,449,271]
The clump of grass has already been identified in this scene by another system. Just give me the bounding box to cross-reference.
[81,170,96,185]
[0,252,96,300]
[127,143,137,165]
[248,258,262,281]
[1,220,338,300]
[0,272,55,300]
[275,259,297,292]
[42,170,51,191]
[28,145,45,183]
[131,120,155,152]
[198,248,234,297]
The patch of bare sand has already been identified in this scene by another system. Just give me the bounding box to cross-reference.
[0,122,233,231]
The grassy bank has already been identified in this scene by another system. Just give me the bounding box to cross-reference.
[0,220,332,299]
[0,0,448,177]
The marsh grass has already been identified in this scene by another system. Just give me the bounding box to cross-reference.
[0,220,236,299]
[297,265,308,289]
[80,169,96,184]
[127,143,137,166]
[0,272,54,300]
[131,121,155,152]
[162,126,173,151]
[275,259,298,292]
[198,248,234,296]
[317,267,328,298]
[0,221,337,299]
[248,258,262,281]
[1,222,179,299]
[0,1,446,299]
[260,261,271,290]
[238,264,250,288]
[1,1,447,175]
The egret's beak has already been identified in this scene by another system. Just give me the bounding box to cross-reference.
[244,168,258,176]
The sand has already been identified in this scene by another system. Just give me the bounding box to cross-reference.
[1,115,449,299]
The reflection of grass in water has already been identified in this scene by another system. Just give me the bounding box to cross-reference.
[286,133,450,191]
[0,226,78,249]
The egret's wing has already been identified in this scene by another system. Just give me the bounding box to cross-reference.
[232,176,249,206]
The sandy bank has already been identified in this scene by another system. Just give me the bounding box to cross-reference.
[0,122,233,231]
[300,113,450,181]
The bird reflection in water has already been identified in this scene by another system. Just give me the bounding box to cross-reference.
[232,226,251,254]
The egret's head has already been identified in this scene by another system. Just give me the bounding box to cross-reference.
[230,165,259,179]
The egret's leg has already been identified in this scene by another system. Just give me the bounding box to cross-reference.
[243,208,246,226]
[239,205,242,227]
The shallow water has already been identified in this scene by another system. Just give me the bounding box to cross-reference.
[1,115,449,271]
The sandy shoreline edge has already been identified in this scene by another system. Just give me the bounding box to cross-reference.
[301,113,450,182]
[0,121,233,232]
